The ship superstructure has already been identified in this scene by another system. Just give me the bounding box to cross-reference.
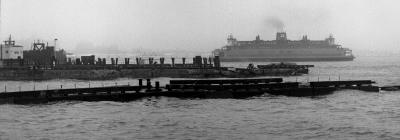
[0,36,24,67]
[0,35,23,60]
[213,32,354,62]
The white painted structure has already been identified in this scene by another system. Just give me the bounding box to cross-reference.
[0,36,23,60]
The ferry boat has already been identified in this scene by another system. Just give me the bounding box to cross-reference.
[212,32,354,62]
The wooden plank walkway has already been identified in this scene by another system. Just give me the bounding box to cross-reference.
[0,78,381,104]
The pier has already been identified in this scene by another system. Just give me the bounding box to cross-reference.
[0,54,314,80]
[0,78,383,104]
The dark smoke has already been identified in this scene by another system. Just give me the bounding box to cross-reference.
[266,17,285,32]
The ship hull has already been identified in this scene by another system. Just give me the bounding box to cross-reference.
[220,56,355,62]
[215,32,355,62]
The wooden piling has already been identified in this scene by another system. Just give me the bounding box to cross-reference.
[136,58,140,65]
[172,57,175,67]
[160,57,164,65]
[102,58,106,65]
[149,58,153,64]
[155,81,160,91]
[146,79,151,90]
[139,79,143,87]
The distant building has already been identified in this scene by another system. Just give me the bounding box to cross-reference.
[55,49,67,65]
[0,35,23,60]
[23,40,68,67]
[81,55,95,65]
[0,36,24,67]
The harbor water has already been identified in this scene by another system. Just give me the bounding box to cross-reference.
[1,55,400,139]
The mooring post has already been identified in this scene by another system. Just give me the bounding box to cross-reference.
[125,58,130,65]
[97,58,101,65]
[172,57,175,67]
[146,79,151,90]
[203,58,208,67]
[213,56,220,68]
[75,83,77,89]
[19,86,21,92]
[61,85,63,89]
[155,81,160,91]
[139,79,143,88]
[166,84,171,91]
[33,84,35,91]
[128,82,130,86]
[115,82,117,86]
[160,57,164,65]
[4,84,6,92]
[89,82,91,88]
[149,58,153,64]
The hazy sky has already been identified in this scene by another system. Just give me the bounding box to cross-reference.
[1,0,399,55]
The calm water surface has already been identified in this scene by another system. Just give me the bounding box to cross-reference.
[1,56,400,140]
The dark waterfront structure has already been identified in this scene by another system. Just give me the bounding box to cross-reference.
[0,55,313,80]
[0,37,313,80]
[23,40,67,67]
[81,55,95,65]
[213,32,355,62]
[0,78,382,105]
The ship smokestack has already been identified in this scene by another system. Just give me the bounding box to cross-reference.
[266,17,285,32]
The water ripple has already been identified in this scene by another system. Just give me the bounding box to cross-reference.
[1,56,400,139]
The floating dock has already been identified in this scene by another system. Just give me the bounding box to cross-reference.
[0,78,383,104]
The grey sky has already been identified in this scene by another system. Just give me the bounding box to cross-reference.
[1,0,399,55]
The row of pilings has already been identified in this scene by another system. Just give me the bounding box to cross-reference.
[66,56,221,68]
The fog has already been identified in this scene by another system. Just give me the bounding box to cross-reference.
[1,0,399,56]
